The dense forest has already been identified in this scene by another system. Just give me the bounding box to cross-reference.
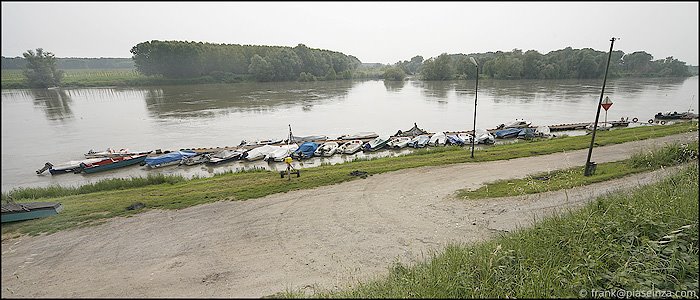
[2,44,695,84]
[129,40,361,82]
[1,57,133,69]
[405,48,692,81]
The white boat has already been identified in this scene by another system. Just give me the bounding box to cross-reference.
[338,140,363,154]
[457,133,474,144]
[474,128,495,144]
[535,126,551,137]
[84,148,152,159]
[245,145,279,161]
[408,135,430,148]
[206,149,244,165]
[314,141,339,157]
[265,144,299,162]
[338,132,378,140]
[503,119,532,129]
[363,136,390,152]
[428,132,446,146]
[586,122,612,131]
[387,136,412,149]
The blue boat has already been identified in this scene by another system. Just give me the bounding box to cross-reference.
[517,128,536,139]
[81,155,147,174]
[2,202,64,223]
[494,128,522,139]
[446,134,465,146]
[144,150,197,168]
[292,142,319,159]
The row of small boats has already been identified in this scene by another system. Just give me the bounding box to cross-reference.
[36,121,556,176]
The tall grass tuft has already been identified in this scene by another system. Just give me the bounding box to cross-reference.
[1,173,186,202]
[630,142,698,169]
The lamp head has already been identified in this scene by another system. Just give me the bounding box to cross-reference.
[469,57,478,67]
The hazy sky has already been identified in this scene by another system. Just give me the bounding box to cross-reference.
[2,2,698,65]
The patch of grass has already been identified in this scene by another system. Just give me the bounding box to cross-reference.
[302,164,699,298]
[1,122,697,236]
[459,142,698,199]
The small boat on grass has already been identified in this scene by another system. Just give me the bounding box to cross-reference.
[246,145,280,161]
[446,134,465,146]
[206,149,245,165]
[80,155,147,174]
[338,132,378,140]
[1,202,64,223]
[387,137,412,149]
[36,158,105,175]
[535,126,551,137]
[180,153,210,166]
[144,151,197,168]
[494,128,522,139]
[408,135,430,148]
[517,128,536,139]
[292,142,319,159]
[265,144,299,162]
[475,128,495,144]
[428,132,446,146]
[338,140,363,154]
[363,136,390,152]
[457,133,473,145]
[84,148,152,159]
[315,142,340,157]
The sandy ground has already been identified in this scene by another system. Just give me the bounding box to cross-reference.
[1,132,697,298]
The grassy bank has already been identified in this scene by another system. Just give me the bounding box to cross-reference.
[293,164,699,298]
[459,142,698,199]
[1,122,697,236]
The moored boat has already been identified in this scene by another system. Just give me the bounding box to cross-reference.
[2,202,64,223]
[428,132,447,146]
[502,119,532,129]
[535,126,551,137]
[338,132,379,140]
[144,151,196,168]
[363,136,390,152]
[408,135,430,148]
[314,141,340,157]
[517,127,536,139]
[245,145,280,161]
[387,136,412,148]
[457,133,473,145]
[586,122,612,131]
[292,142,319,159]
[494,128,522,139]
[474,128,495,144]
[446,134,465,146]
[206,149,245,165]
[80,155,147,174]
[394,123,430,137]
[289,135,328,143]
[180,153,210,166]
[265,144,300,162]
[36,158,105,175]
[84,148,152,159]
[338,140,363,154]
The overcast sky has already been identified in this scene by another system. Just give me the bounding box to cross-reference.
[2,2,698,65]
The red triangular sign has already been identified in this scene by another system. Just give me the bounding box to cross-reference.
[601,96,613,111]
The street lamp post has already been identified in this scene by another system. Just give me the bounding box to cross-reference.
[584,37,617,176]
[469,57,479,159]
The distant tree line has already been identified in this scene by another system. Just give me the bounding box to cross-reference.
[129,40,361,82]
[1,57,134,69]
[414,47,692,80]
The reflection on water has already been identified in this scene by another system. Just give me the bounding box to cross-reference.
[27,89,74,121]
[143,80,356,119]
[1,76,697,192]
[383,80,405,92]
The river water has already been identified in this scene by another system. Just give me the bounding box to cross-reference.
[1,77,697,192]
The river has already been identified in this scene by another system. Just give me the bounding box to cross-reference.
[1,76,697,192]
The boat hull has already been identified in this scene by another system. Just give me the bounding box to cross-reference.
[1,202,63,223]
[82,155,147,174]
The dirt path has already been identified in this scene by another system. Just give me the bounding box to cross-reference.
[1,132,697,298]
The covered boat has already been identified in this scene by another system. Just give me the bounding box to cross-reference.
[394,123,430,137]
[2,202,64,223]
[428,132,446,146]
[457,133,473,145]
[535,126,551,137]
[338,140,363,154]
[387,137,412,148]
[338,132,379,140]
[517,128,536,139]
[245,145,280,161]
[314,142,340,157]
[266,144,300,162]
[408,135,430,148]
[289,135,327,143]
[292,142,319,159]
[180,153,210,166]
[494,128,522,139]
[474,128,495,144]
[363,136,390,152]
[81,155,148,173]
[144,151,196,168]
[206,149,245,165]
[446,134,465,146]
[503,119,532,129]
